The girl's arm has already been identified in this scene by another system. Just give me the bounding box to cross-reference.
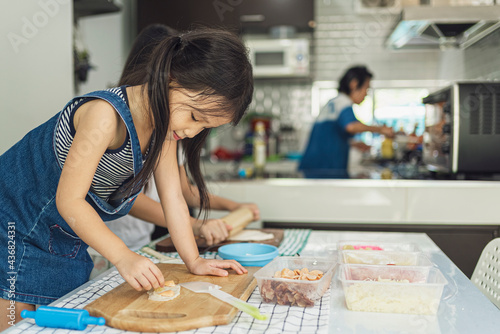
[179,165,260,245]
[179,165,260,219]
[128,193,165,226]
[128,164,260,246]
[154,139,246,276]
[180,165,238,210]
[128,195,231,246]
[55,100,164,291]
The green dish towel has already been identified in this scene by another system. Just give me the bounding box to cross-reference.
[140,228,312,260]
[278,229,312,256]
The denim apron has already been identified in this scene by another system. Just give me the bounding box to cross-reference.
[0,89,144,305]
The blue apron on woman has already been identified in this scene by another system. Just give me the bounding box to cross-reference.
[0,88,144,305]
[298,93,357,179]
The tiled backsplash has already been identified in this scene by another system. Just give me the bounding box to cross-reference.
[211,80,313,156]
[314,0,441,82]
[250,80,312,125]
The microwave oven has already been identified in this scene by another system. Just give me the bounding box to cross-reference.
[422,81,500,176]
[245,38,310,78]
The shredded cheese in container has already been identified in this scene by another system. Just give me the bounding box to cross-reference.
[344,281,441,315]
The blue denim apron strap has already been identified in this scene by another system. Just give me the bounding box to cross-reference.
[65,89,145,219]
[79,89,144,175]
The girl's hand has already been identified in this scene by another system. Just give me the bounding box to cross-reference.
[187,257,248,277]
[114,251,165,291]
[199,219,232,246]
[235,203,260,220]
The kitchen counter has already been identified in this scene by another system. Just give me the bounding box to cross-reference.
[205,178,500,277]
[206,178,500,225]
[6,230,500,333]
[201,159,301,180]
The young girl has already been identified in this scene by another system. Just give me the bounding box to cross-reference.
[0,28,254,328]
[106,24,260,250]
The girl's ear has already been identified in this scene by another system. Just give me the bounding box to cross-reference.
[349,79,359,92]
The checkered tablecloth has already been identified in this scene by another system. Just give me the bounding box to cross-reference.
[10,229,331,334]
[141,228,312,260]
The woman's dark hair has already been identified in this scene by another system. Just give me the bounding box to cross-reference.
[119,26,253,220]
[338,66,373,95]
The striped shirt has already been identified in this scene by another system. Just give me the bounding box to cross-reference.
[55,87,137,201]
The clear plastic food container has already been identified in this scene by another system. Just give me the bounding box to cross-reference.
[340,250,433,266]
[338,241,421,252]
[253,257,337,307]
[339,264,447,315]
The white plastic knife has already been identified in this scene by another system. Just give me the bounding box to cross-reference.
[179,281,269,320]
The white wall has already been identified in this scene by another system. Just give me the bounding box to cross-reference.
[0,0,74,154]
[76,0,135,95]
[314,0,442,82]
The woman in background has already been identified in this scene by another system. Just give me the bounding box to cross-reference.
[299,66,394,178]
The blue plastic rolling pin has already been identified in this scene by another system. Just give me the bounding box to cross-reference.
[21,306,105,330]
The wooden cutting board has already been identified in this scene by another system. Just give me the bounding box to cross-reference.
[85,264,260,332]
[155,228,284,253]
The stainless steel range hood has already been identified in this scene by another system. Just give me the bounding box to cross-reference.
[386,5,500,50]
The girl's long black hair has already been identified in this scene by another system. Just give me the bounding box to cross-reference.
[119,25,253,219]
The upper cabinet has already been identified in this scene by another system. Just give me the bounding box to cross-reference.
[137,0,315,34]
[74,0,121,19]
[236,0,315,33]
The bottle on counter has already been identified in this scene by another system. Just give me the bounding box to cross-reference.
[394,126,408,161]
[380,168,393,180]
[380,135,394,160]
[407,122,420,151]
[253,121,266,179]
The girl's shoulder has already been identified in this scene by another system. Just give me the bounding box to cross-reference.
[73,98,121,131]
[72,98,125,151]
[73,86,128,107]
[72,86,128,120]
[78,86,127,97]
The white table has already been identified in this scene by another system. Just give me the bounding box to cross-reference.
[4,231,499,334]
[299,231,500,334]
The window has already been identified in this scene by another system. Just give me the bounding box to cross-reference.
[372,88,429,136]
[351,88,429,146]
[313,83,430,146]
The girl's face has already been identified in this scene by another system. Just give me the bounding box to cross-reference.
[168,88,231,141]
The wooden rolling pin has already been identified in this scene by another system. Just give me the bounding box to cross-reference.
[141,247,179,263]
[222,207,255,238]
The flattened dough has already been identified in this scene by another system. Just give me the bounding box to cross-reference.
[148,283,180,301]
[228,229,274,241]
